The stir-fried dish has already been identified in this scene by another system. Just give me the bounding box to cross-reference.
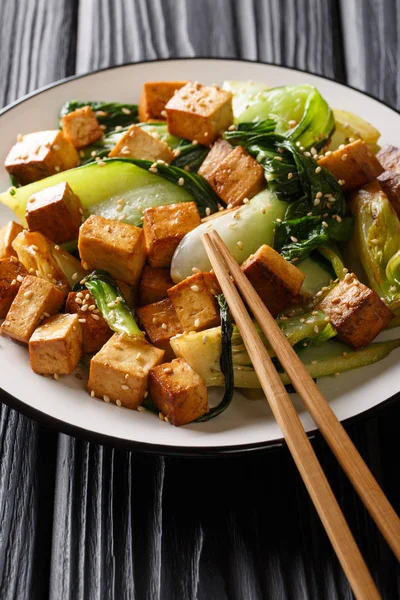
[0,80,399,426]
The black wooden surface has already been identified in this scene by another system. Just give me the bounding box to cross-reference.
[0,1,400,598]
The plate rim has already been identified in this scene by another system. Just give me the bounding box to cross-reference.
[1,56,399,455]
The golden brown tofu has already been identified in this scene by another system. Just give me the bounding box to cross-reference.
[149,357,209,426]
[138,265,174,306]
[78,215,146,285]
[317,275,393,348]
[29,313,83,375]
[198,138,232,179]
[136,298,182,360]
[5,130,79,185]
[61,105,103,149]
[138,81,187,122]
[377,170,400,216]
[108,124,174,163]
[165,82,233,145]
[143,202,201,268]
[241,245,306,317]
[0,258,27,318]
[1,275,64,343]
[0,221,23,259]
[376,144,400,172]
[207,145,264,207]
[88,333,165,409]
[116,279,136,309]
[25,182,83,244]
[317,139,384,192]
[65,291,112,354]
[168,272,221,332]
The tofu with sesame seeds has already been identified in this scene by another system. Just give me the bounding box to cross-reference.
[29,313,83,375]
[143,202,201,268]
[78,215,146,285]
[108,124,174,163]
[136,298,183,361]
[149,357,209,426]
[138,265,174,306]
[0,221,23,259]
[316,276,393,348]
[207,146,264,207]
[241,245,306,317]
[5,130,79,185]
[317,139,384,192]
[168,272,221,332]
[198,138,232,180]
[65,290,112,354]
[376,145,400,216]
[138,81,187,122]
[25,182,83,244]
[165,82,233,145]
[61,105,103,149]
[0,258,27,318]
[1,275,64,343]
[88,333,165,409]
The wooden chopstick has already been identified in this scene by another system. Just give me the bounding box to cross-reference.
[201,232,381,600]
[208,230,400,563]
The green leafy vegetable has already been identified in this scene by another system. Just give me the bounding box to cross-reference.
[59,101,138,132]
[83,270,142,336]
[124,158,220,217]
[225,83,334,150]
[195,295,234,422]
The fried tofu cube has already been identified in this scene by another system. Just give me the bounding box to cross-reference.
[0,221,23,259]
[377,171,400,216]
[29,313,83,375]
[5,130,79,185]
[139,81,187,122]
[317,139,384,192]
[136,298,182,360]
[143,202,201,268]
[377,144,400,172]
[241,245,306,317]
[61,105,103,149]
[78,215,146,285]
[0,258,27,317]
[149,357,208,426]
[65,291,112,354]
[1,275,64,343]
[138,266,174,306]
[317,275,393,348]
[207,145,264,207]
[25,182,83,244]
[198,138,232,179]
[88,334,165,409]
[116,279,136,309]
[165,82,233,145]
[168,272,221,332]
[108,124,174,163]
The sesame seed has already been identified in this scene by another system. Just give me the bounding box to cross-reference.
[314,326,319,333]
[276,218,282,223]
[16,274,23,283]
[202,335,208,344]
[144,390,149,398]
[192,267,201,274]
[311,360,318,365]
[121,384,130,391]
[163,367,173,374]
[370,238,379,245]
[314,198,321,206]
[24,290,33,299]
[287,172,293,180]
[178,177,184,186]
[275,156,283,161]
[334,372,340,377]
[305,319,314,324]
[205,207,211,216]
[149,166,157,173]
[243,198,249,204]
[191,285,200,292]
[54,166,60,172]
[322,221,328,228]
[116,399,122,407]
[315,166,322,174]
[121,107,131,115]
[81,304,88,312]
[90,390,95,398]
[341,154,348,162]
[304,151,311,157]
[78,318,86,323]
[11,279,17,286]
[237,240,243,250]
[103,395,111,403]
[192,140,199,145]
[161,323,167,330]
[194,318,201,328]
[159,412,165,421]
[290,236,298,243]
[336,215,342,223]
[88,304,96,310]
[296,141,301,147]
[279,316,288,321]
[98,160,106,167]
[137,406,146,412]
[54,373,59,380]
[92,314,100,320]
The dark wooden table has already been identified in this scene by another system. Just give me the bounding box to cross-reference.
[1,1,399,598]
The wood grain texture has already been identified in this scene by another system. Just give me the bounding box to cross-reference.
[0,0,400,599]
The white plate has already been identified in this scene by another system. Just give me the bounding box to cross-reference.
[0,58,399,454]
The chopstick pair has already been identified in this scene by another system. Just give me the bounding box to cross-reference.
[201,230,400,600]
